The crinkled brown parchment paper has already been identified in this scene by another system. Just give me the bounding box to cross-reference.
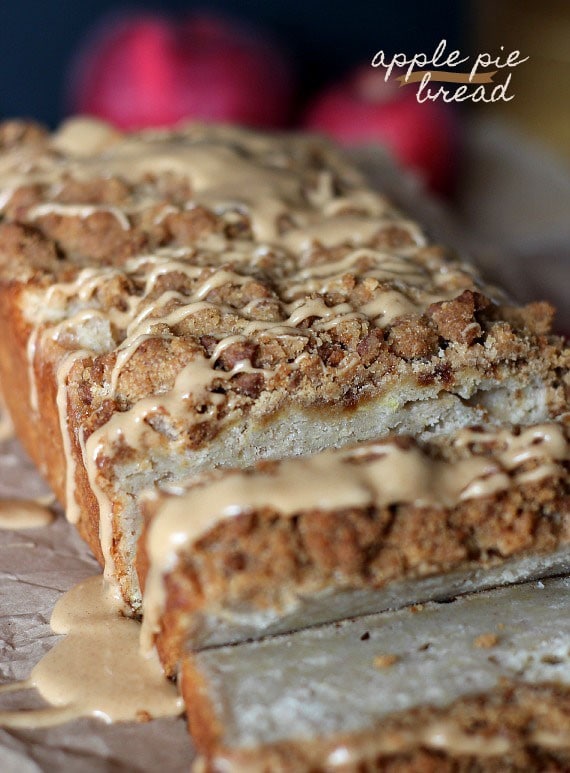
[0,433,193,772]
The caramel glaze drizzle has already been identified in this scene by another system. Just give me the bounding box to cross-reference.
[0,497,54,530]
[0,575,183,728]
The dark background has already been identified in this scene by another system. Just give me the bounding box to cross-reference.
[0,0,466,126]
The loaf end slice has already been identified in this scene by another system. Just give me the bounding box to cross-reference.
[182,576,570,772]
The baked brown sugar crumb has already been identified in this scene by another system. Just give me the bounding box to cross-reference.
[180,473,567,601]
[474,633,500,649]
[373,653,400,669]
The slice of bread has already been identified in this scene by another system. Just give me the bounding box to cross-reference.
[137,421,569,671]
[182,576,570,772]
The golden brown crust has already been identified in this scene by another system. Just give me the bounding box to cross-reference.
[0,283,62,491]
[0,283,105,562]
[180,670,570,772]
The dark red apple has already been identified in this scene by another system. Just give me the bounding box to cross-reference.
[303,65,460,195]
[67,11,295,130]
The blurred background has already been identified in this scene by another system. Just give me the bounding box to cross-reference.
[0,0,568,327]
[0,0,465,128]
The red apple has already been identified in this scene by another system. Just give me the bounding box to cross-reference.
[67,11,295,130]
[303,65,460,196]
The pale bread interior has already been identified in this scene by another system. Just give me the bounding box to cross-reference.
[189,576,570,750]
